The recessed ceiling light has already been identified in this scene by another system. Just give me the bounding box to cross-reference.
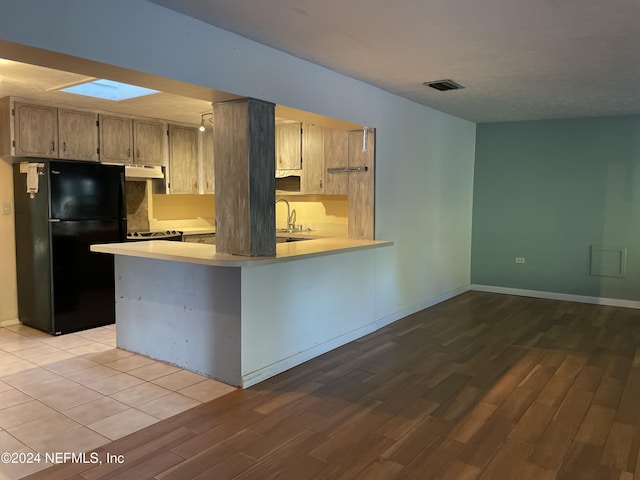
[423,79,465,92]
[60,79,159,101]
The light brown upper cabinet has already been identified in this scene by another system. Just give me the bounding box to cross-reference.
[168,124,199,194]
[58,109,99,161]
[348,129,375,240]
[0,99,59,158]
[99,116,166,165]
[0,97,169,166]
[301,124,324,194]
[14,102,59,158]
[275,122,302,170]
[99,114,133,163]
[133,119,164,166]
[202,128,214,194]
[323,128,349,195]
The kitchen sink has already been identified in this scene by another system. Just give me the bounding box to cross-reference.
[276,228,313,234]
[276,236,312,243]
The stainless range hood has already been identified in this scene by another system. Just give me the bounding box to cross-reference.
[124,164,164,180]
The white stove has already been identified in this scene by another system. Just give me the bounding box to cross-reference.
[126,230,183,241]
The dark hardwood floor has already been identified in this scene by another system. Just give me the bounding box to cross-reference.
[25,291,640,479]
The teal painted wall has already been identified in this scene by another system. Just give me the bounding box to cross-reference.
[472,116,640,300]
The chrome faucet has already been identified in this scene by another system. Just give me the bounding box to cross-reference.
[276,198,294,232]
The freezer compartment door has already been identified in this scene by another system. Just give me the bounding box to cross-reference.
[49,161,125,220]
[51,220,121,334]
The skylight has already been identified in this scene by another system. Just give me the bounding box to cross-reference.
[60,79,159,101]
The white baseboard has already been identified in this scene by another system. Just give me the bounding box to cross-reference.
[374,284,471,330]
[241,322,380,388]
[0,318,19,327]
[471,284,640,310]
[240,284,471,388]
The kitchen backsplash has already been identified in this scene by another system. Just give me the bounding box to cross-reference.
[152,194,215,221]
[148,193,348,237]
[275,194,348,236]
[126,181,150,232]
[149,194,216,232]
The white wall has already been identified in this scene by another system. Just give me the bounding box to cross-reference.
[241,248,378,386]
[0,0,476,328]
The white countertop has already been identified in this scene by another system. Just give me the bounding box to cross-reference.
[91,237,392,267]
[178,228,338,238]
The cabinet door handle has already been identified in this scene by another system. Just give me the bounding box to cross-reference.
[51,141,55,152]
[127,148,131,158]
[327,166,368,173]
[63,142,66,152]
[136,149,140,159]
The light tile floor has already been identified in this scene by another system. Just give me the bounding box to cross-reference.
[0,323,236,479]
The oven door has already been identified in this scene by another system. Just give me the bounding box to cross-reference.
[126,231,184,242]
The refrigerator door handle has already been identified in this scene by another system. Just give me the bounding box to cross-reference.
[119,171,127,220]
[49,218,61,223]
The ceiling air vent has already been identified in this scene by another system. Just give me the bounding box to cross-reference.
[423,79,465,92]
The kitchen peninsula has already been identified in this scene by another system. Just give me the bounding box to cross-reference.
[91,238,391,387]
[92,96,385,388]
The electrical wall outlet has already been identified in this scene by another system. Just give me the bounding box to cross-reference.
[2,203,10,215]
[515,257,525,264]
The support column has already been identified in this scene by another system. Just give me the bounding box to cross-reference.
[213,98,275,256]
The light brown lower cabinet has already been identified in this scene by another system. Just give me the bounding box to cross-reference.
[183,234,216,244]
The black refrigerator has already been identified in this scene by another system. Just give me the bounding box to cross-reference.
[13,160,127,335]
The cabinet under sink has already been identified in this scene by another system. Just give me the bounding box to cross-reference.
[183,233,216,244]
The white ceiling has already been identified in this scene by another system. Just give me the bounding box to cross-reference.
[146,0,640,123]
[0,59,219,125]
[0,56,361,130]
